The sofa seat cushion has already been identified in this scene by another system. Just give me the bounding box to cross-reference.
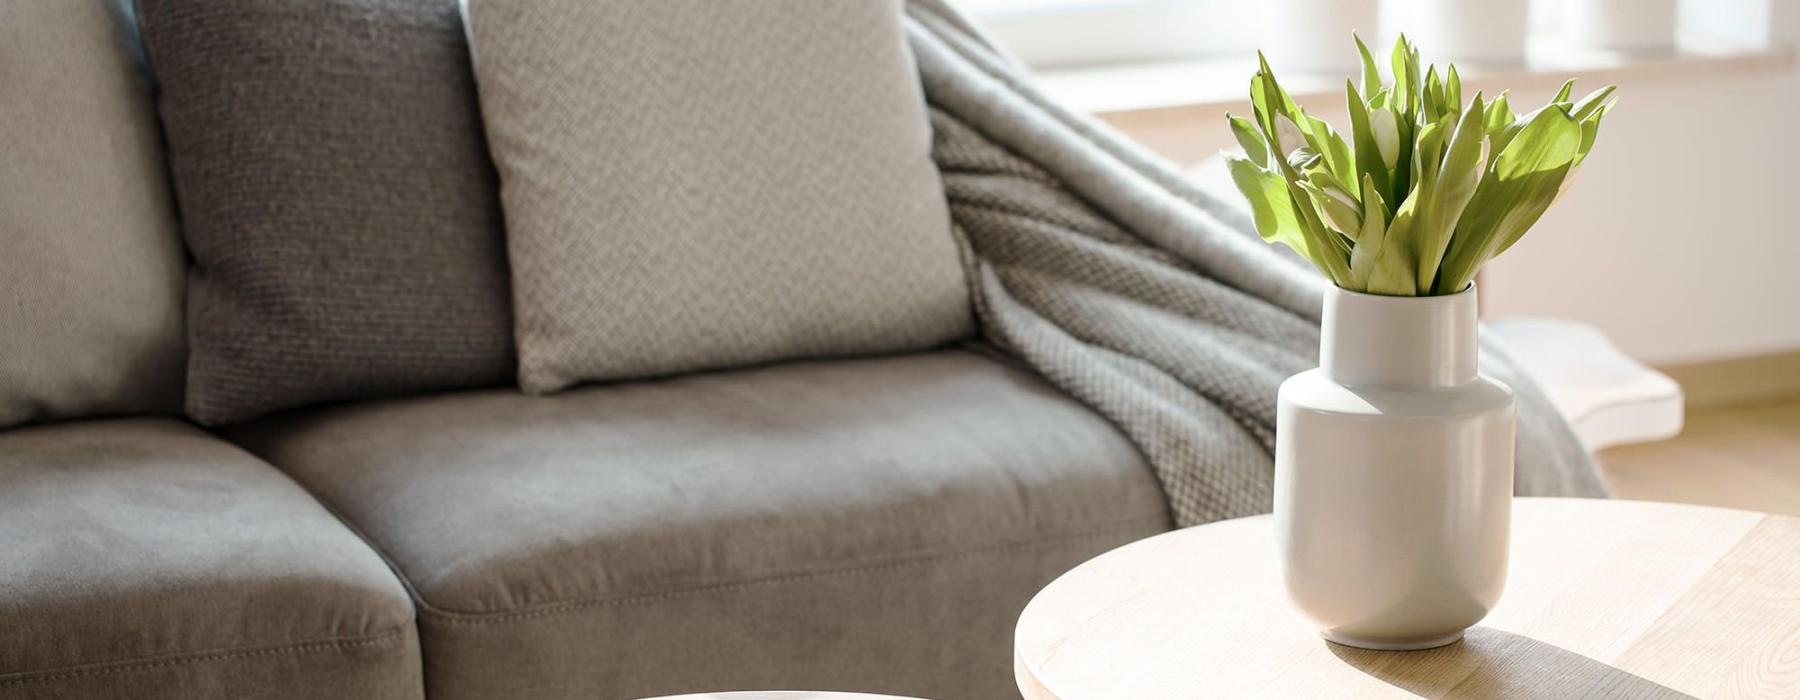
[229,350,1170,699]
[0,419,420,699]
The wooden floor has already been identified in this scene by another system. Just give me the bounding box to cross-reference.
[1599,396,1800,516]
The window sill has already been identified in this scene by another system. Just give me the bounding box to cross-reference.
[1033,38,1794,118]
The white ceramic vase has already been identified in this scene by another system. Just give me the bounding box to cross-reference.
[1274,284,1514,651]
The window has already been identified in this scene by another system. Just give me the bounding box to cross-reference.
[953,0,1259,69]
[953,0,1780,71]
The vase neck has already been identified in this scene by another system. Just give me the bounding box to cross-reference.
[1320,285,1479,388]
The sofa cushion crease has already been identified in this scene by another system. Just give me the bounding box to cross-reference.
[0,627,411,690]
[409,516,1168,624]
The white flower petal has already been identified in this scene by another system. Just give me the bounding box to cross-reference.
[1370,108,1400,168]
[1275,114,1306,159]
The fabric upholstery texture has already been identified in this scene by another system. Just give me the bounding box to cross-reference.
[0,419,420,700]
[466,0,974,394]
[135,0,515,426]
[230,350,1170,699]
[0,0,186,429]
[902,0,1608,525]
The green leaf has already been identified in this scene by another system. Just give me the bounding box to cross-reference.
[1345,81,1393,197]
[1304,166,1353,197]
[1226,155,1305,253]
[1227,113,1269,167]
[1415,93,1489,293]
[1354,33,1384,98]
[1411,119,1447,193]
[1257,52,1307,123]
[1359,174,1387,234]
[1574,99,1614,167]
[1253,55,1309,175]
[1303,115,1357,194]
[1405,41,1423,117]
[1423,65,1444,124]
[1445,64,1462,116]
[1289,187,1356,285]
[1348,173,1389,291]
[1434,107,1584,294]
[1250,73,1273,136]
[1553,78,1576,104]
[1572,85,1617,121]
[1365,187,1421,296]
[1485,91,1514,138]
[1249,70,1285,161]
[1391,35,1413,117]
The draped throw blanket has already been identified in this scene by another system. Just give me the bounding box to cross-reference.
[904,0,1609,526]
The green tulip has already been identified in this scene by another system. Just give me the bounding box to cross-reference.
[1226,34,1615,297]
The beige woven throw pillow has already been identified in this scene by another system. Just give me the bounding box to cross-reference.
[466,0,973,394]
[0,0,186,428]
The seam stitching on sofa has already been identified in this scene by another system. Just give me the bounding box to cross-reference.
[419,516,1170,626]
[0,626,408,688]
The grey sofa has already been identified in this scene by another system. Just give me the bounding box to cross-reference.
[0,2,1172,699]
[2,356,1168,700]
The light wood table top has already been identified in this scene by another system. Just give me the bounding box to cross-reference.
[641,693,925,700]
[1015,498,1800,699]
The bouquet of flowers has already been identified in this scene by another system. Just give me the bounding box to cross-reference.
[1226,35,1616,296]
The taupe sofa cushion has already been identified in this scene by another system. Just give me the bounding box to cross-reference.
[0,0,186,429]
[134,0,515,426]
[465,0,973,394]
[231,350,1169,699]
[0,419,420,699]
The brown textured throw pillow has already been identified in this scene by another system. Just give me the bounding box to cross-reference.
[466,0,974,394]
[136,0,514,425]
[0,0,186,428]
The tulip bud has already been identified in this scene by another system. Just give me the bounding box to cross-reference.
[1369,108,1400,169]
[1319,190,1362,234]
[1275,114,1306,159]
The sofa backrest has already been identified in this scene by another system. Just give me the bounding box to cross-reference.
[3,0,973,429]
[0,0,187,429]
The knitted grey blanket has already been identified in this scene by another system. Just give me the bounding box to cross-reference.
[904,0,1608,527]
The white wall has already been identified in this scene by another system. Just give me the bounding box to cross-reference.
[1480,2,1798,366]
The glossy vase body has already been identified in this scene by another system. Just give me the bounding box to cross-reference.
[1274,285,1514,650]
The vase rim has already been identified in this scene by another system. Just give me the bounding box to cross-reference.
[1320,281,1479,387]
[1329,282,1475,302]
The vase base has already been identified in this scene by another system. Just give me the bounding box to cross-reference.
[1322,629,1466,651]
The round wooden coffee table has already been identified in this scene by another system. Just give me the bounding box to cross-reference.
[644,691,928,694]
[1015,498,1800,699]
[643,693,924,699]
